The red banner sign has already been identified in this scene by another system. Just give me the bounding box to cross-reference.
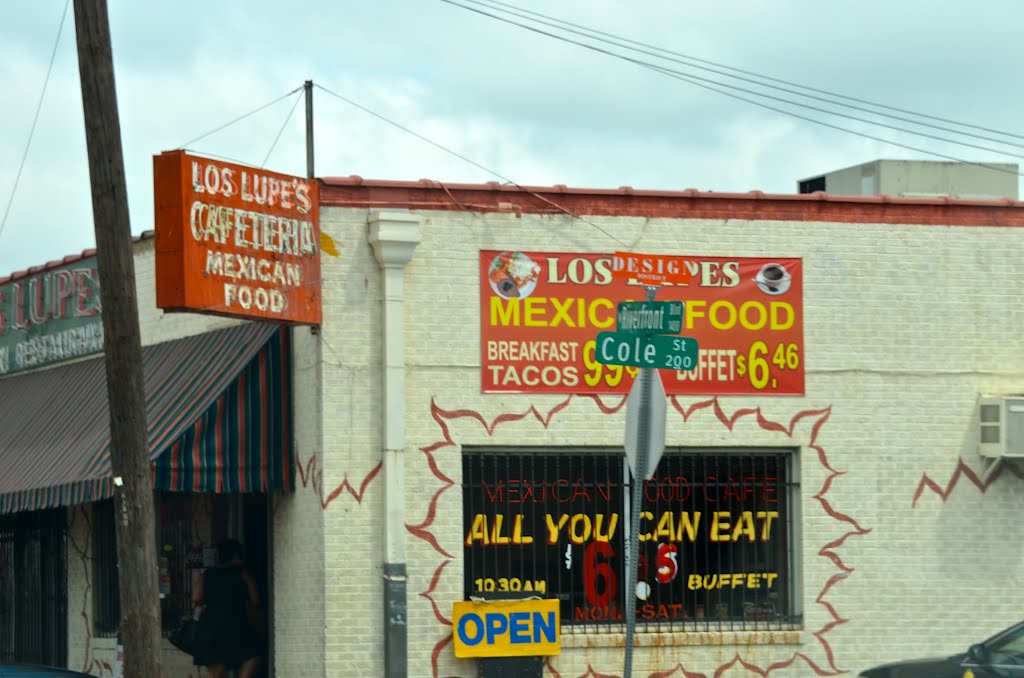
[480,251,804,395]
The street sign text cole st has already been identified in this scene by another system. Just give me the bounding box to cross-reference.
[595,332,698,371]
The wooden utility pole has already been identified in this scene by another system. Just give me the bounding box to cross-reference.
[73,1,162,675]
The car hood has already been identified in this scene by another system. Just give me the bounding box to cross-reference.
[0,666,94,677]
[860,653,965,678]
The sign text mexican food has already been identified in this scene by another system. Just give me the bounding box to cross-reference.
[480,251,803,395]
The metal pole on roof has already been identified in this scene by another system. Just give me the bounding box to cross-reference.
[305,79,315,179]
[73,0,162,675]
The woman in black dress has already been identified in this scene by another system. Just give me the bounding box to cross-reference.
[191,538,263,678]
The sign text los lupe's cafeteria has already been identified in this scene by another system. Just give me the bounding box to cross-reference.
[480,251,803,395]
[154,150,322,325]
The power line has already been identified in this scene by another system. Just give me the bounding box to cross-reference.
[463,0,1024,153]
[176,86,304,150]
[468,0,1024,143]
[314,82,634,247]
[314,84,512,185]
[0,0,71,247]
[644,61,1023,178]
[441,0,1023,177]
[261,89,303,168]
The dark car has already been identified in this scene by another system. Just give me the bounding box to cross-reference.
[0,666,94,677]
[859,620,1024,678]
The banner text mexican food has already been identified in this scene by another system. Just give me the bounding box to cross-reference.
[480,251,803,395]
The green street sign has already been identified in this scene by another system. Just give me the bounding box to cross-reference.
[595,331,698,371]
[616,301,684,335]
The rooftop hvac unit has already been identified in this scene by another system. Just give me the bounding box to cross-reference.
[978,395,1024,459]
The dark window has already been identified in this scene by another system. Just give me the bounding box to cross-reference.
[92,500,120,637]
[798,176,826,194]
[157,492,201,632]
[93,492,265,636]
[637,452,796,630]
[0,509,67,665]
[93,493,206,635]
[463,453,624,624]
[463,449,799,632]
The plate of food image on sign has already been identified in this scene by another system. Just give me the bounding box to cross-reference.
[488,251,542,300]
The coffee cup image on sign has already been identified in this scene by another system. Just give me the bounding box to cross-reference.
[754,263,792,295]
[487,251,541,300]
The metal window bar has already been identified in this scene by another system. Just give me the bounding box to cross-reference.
[93,493,203,638]
[157,492,198,634]
[92,500,120,637]
[462,448,799,634]
[0,509,67,665]
[637,451,799,633]
[462,451,625,630]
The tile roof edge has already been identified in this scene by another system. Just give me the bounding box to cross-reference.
[0,231,154,285]
[317,177,1023,206]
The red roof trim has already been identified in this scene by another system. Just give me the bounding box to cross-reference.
[0,230,154,286]
[6,179,1024,285]
[319,177,1024,227]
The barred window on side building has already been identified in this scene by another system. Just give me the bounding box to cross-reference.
[92,499,119,637]
[92,493,210,636]
[462,448,800,632]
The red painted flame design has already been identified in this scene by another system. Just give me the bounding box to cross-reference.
[410,396,866,678]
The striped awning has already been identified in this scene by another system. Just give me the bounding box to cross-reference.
[0,322,284,514]
[153,325,293,493]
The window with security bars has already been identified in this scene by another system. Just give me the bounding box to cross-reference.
[92,500,120,637]
[0,508,68,666]
[462,448,800,632]
[93,493,221,636]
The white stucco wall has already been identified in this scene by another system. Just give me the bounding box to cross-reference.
[59,204,1024,677]
[308,205,1024,678]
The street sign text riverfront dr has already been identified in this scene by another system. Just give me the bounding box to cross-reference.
[595,332,698,371]
[616,301,684,335]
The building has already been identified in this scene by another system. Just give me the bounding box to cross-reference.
[0,238,292,676]
[797,159,1019,200]
[1,167,1023,677]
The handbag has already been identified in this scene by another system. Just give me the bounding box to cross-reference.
[168,607,202,655]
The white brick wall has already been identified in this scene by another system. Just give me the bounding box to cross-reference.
[63,205,1024,677]
[311,206,1024,677]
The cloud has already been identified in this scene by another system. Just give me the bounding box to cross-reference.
[0,0,1021,275]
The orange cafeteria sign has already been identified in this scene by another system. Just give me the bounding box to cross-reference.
[153,150,322,325]
[612,251,694,285]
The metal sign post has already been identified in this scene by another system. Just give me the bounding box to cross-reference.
[624,368,666,480]
[622,285,657,678]
[596,256,699,678]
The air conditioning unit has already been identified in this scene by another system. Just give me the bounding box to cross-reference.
[978,395,1024,459]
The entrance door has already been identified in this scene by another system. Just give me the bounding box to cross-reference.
[0,508,68,666]
[242,494,270,678]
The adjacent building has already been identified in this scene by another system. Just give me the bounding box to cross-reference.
[797,158,1019,200]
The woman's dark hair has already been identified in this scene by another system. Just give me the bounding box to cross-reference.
[216,538,243,565]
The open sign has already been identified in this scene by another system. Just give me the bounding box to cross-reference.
[452,599,560,658]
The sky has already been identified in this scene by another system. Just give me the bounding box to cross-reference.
[1,0,1023,275]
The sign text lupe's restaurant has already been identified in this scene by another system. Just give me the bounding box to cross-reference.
[0,260,103,377]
